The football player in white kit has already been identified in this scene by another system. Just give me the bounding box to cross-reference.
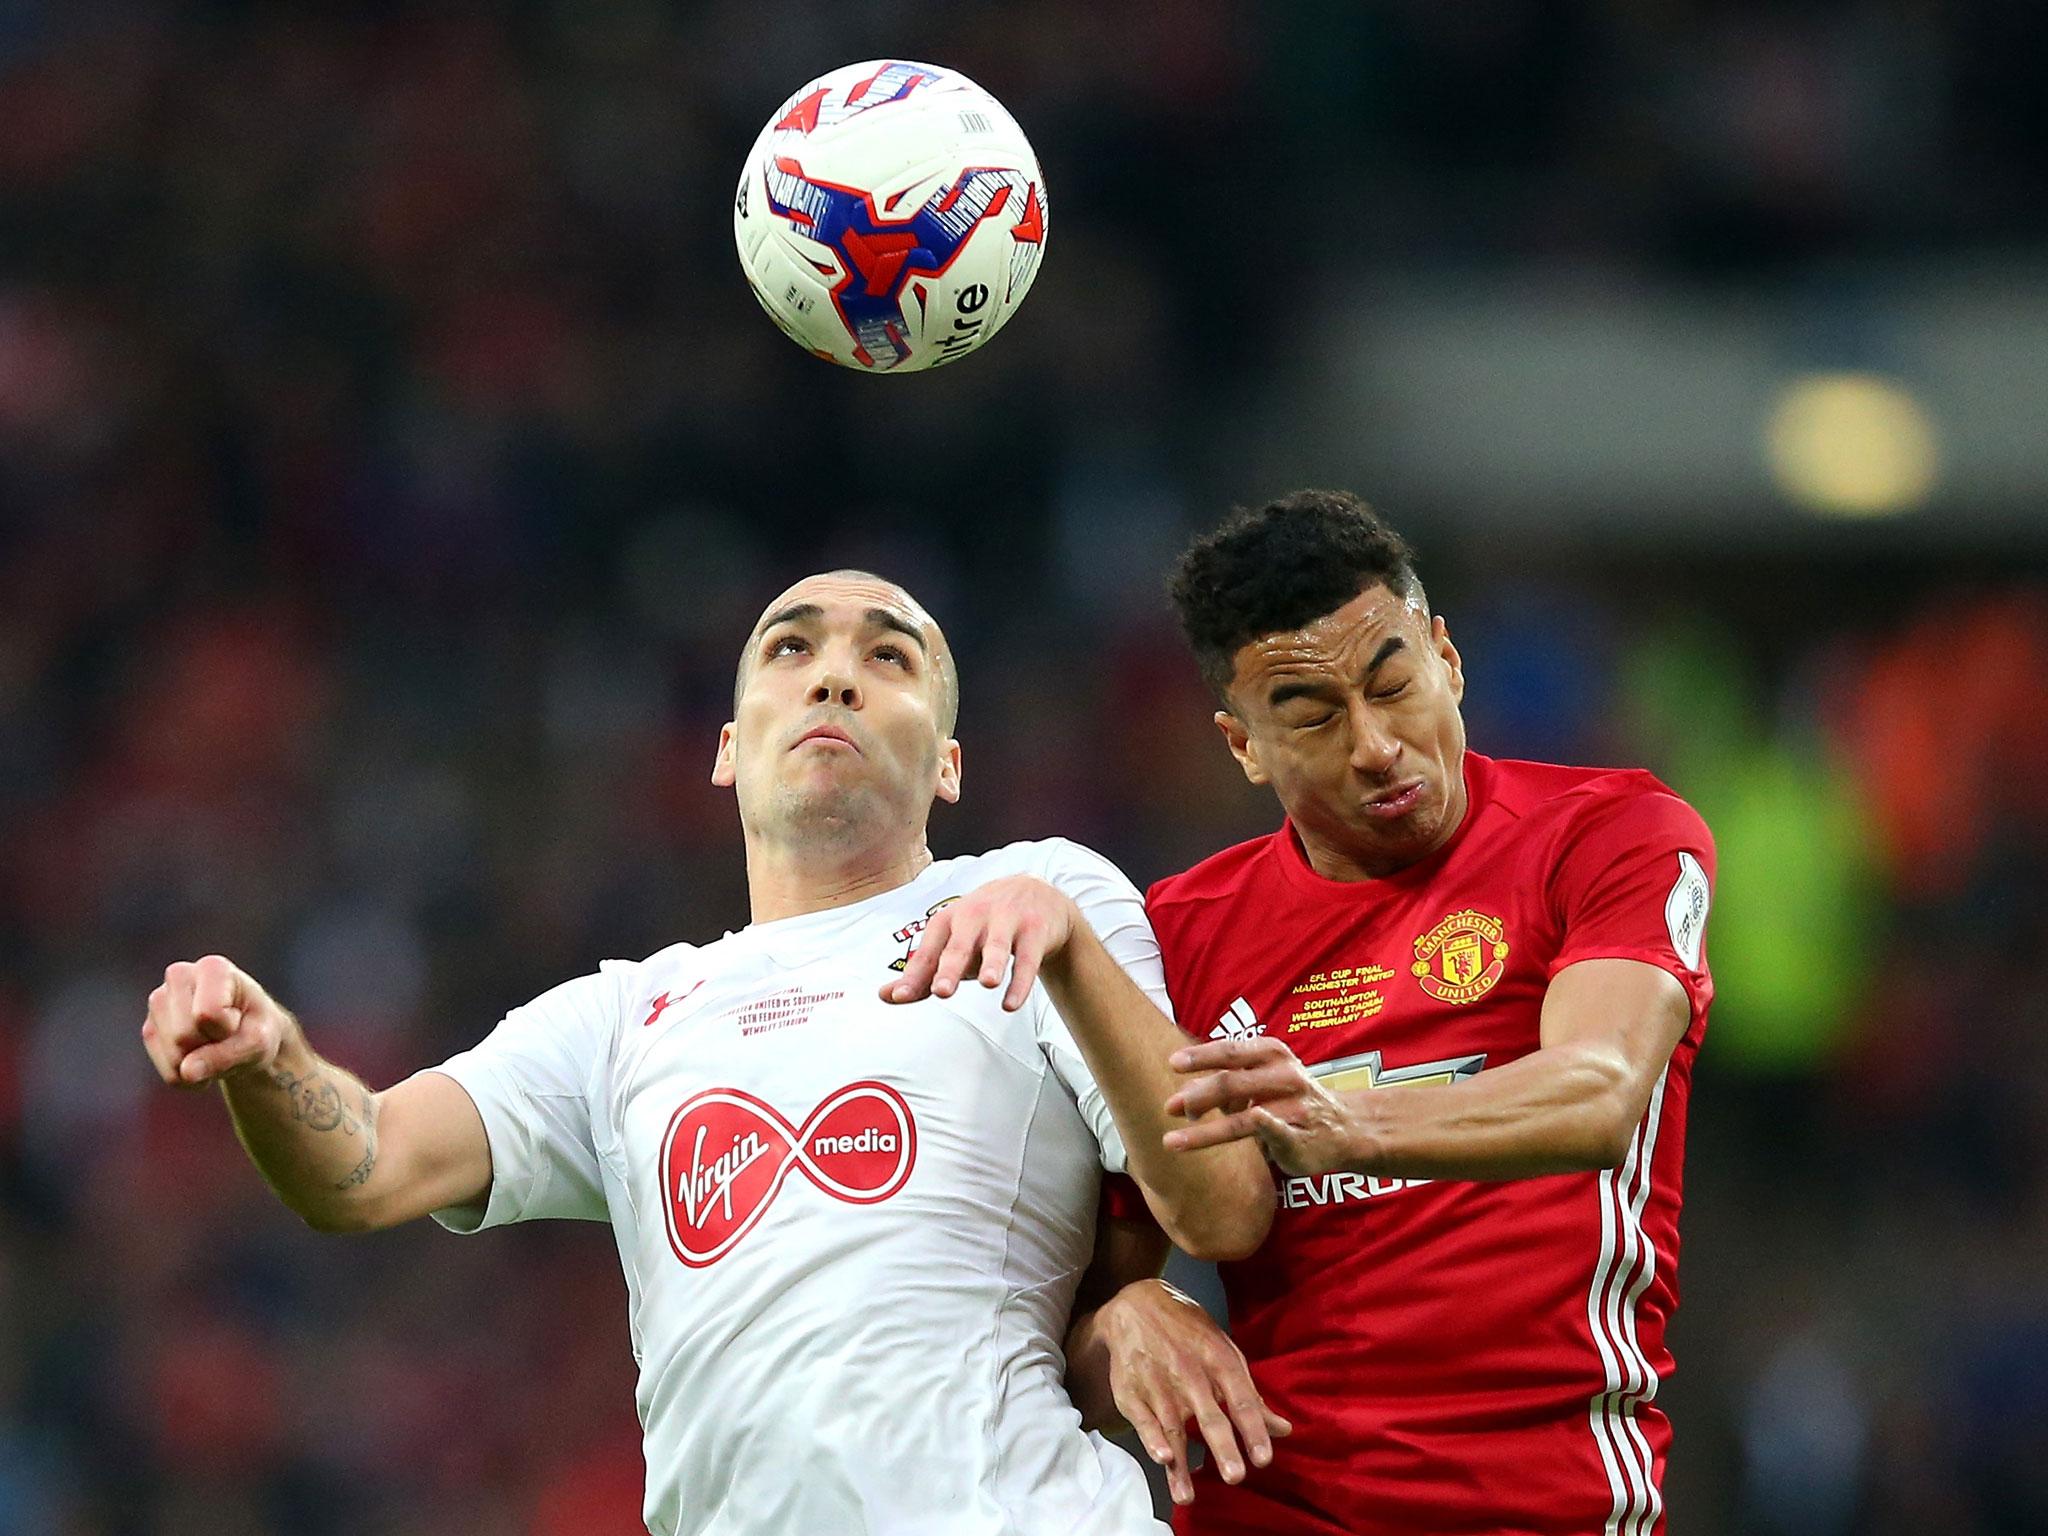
[139,570,1277,1536]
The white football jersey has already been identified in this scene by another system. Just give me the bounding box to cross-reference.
[427,838,1170,1536]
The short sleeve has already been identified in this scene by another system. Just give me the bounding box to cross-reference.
[1548,787,1717,1014]
[425,970,619,1233]
[1030,839,1178,1174]
[1144,874,1221,1044]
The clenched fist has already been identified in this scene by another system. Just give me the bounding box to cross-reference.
[141,955,296,1087]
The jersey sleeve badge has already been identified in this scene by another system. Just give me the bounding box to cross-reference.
[1664,850,1710,970]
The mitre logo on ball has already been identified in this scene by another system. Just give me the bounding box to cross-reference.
[733,60,1048,372]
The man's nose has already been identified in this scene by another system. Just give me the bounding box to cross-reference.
[1348,699,1400,775]
[809,669,861,709]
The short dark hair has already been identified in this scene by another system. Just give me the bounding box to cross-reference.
[1168,489,1425,702]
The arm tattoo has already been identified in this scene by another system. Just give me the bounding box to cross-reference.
[263,1067,381,1191]
[336,1086,380,1190]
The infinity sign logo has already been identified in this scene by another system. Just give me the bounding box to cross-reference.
[659,1082,916,1267]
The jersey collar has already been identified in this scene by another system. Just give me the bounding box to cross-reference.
[723,860,950,969]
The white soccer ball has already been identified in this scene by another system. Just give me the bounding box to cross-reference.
[732,60,1049,373]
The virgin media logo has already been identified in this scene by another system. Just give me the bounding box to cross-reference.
[659,1082,916,1267]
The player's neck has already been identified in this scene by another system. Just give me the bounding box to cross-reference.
[743,833,936,925]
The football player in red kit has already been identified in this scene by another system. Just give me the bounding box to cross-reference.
[1065,491,1714,1536]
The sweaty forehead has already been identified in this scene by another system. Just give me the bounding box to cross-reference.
[752,575,940,645]
[1230,584,1425,687]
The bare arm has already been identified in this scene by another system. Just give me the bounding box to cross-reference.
[1040,921,1275,1258]
[1067,1213,1174,1430]
[882,876,1274,1261]
[1064,1210,1290,1506]
[1165,958,1691,1179]
[143,955,493,1232]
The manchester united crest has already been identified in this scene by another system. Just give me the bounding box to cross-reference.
[1411,909,1509,1005]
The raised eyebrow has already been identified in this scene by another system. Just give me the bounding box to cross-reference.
[756,603,927,658]
[864,608,929,654]
[757,602,824,641]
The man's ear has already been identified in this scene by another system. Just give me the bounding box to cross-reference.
[711,722,737,787]
[1216,710,1268,786]
[1433,614,1465,705]
[935,738,962,805]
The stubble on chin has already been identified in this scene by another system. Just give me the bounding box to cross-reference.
[750,736,937,850]
[764,779,875,846]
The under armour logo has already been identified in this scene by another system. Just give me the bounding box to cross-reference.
[643,980,705,1028]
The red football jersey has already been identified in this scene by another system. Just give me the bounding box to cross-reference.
[1147,753,1714,1536]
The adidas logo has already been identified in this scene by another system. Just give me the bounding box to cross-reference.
[1210,997,1262,1041]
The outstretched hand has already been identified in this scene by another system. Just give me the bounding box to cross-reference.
[1163,1035,1362,1176]
[880,875,1079,1011]
[1092,1278,1292,1505]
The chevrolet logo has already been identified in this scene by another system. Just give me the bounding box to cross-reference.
[1311,1049,1486,1094]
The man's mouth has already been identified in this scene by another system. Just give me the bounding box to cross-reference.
[1360,780,1424,819]
[794,724,860,754]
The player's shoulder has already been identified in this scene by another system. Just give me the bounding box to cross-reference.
[1145,831,1275,916]
[618,938,704,973]
[501,945,702,1044]
[585,940,709,1007]
[936,835,1132,886]
[1483,755,1708,843]
[1487,755,1691,816]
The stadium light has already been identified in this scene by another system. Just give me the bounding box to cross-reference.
[1765,371,1939,518]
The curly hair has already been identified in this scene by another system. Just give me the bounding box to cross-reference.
[1168,490,1424,702]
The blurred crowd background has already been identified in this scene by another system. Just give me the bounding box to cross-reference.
[4,2,2047,1533]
